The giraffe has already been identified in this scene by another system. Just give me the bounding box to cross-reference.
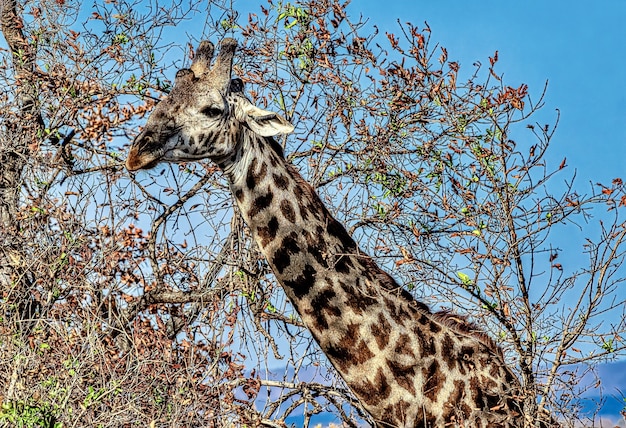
[125,38,545,427]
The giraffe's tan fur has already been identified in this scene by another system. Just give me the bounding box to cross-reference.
[126,39,557,428]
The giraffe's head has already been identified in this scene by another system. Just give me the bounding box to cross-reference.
[126,38,294,171]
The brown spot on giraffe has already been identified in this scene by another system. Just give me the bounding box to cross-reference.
[386,357,417,395]
[273,173,289,190]
[440,333,458,371]
[247,190,274,218]
[350,367,391,406]
[326,322,375,373]
[304,287,339,330]
[394,333,416,357]
[279,199,296,223]
[416,326,437,355]
[256,216,279,248]
[371,312,391,350]
[246,158,258,189]
[344,278,377,314]
[272,232,300,274]
[282,263,316,299]
[423,359,444,402]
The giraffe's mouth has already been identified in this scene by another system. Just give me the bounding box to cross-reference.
[125,146,165,171]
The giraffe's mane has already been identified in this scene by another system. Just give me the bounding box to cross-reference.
[432,309,504,358]
[364,255,506,358]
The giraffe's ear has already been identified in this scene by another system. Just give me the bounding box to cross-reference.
[241,104,294,137]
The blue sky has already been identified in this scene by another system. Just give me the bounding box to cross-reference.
[353,1,626,185]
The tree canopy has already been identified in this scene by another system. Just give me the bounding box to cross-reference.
[1,1,625,426]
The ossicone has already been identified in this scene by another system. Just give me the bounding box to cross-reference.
[190,38,238,94]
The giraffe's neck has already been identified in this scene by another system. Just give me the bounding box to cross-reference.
[216,130,523,427]
[219,130,416,316]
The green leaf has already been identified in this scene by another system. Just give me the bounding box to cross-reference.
[457,272,472,286]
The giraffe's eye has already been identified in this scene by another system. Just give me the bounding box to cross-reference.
[200,106,223,118]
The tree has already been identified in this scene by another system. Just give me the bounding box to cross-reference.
[1,0,625,426]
